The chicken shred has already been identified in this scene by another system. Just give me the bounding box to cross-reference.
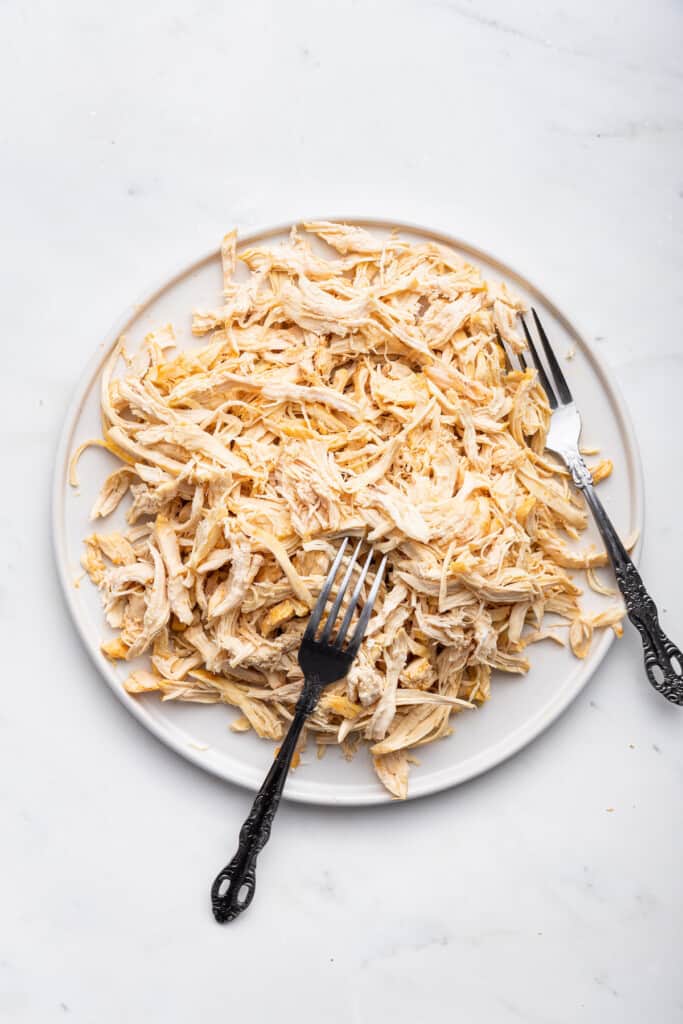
[76,222,626,797]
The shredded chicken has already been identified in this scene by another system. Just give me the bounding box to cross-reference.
[74,222,625,798]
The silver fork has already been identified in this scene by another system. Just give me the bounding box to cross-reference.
[210,537,387,923]
[503,308,683,705]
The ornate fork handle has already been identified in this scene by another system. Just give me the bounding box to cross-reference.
[567,452,683,705]
[210,679,321,923]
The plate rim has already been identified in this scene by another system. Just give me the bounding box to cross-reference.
[52,216,645,807]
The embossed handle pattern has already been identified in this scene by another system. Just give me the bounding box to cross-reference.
[613,559,683,703]
[210,679,321,923]
[569,454,683,705]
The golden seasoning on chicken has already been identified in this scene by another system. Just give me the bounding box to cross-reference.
[73,222,625,797]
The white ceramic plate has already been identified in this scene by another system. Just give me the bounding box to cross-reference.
[53,219,643,806]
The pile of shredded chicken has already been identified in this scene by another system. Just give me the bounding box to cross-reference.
[74,221,625,798]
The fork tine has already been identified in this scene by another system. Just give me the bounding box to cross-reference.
[303,536,349,641]
[531,308,572,405]
[333,546,375,648]
[497,327,528,374]
[347,553,388,655]
[520,314,557,409]
[320,537,363,642]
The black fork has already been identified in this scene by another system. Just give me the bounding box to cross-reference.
[210,537,388,923]
[501,308,683,705]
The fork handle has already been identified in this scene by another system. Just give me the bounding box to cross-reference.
[210,677,321,923]
[568,455,683,705]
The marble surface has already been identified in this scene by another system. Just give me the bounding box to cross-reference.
[1,1,682,1020]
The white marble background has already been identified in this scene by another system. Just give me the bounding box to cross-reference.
[1,1,682,1020]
